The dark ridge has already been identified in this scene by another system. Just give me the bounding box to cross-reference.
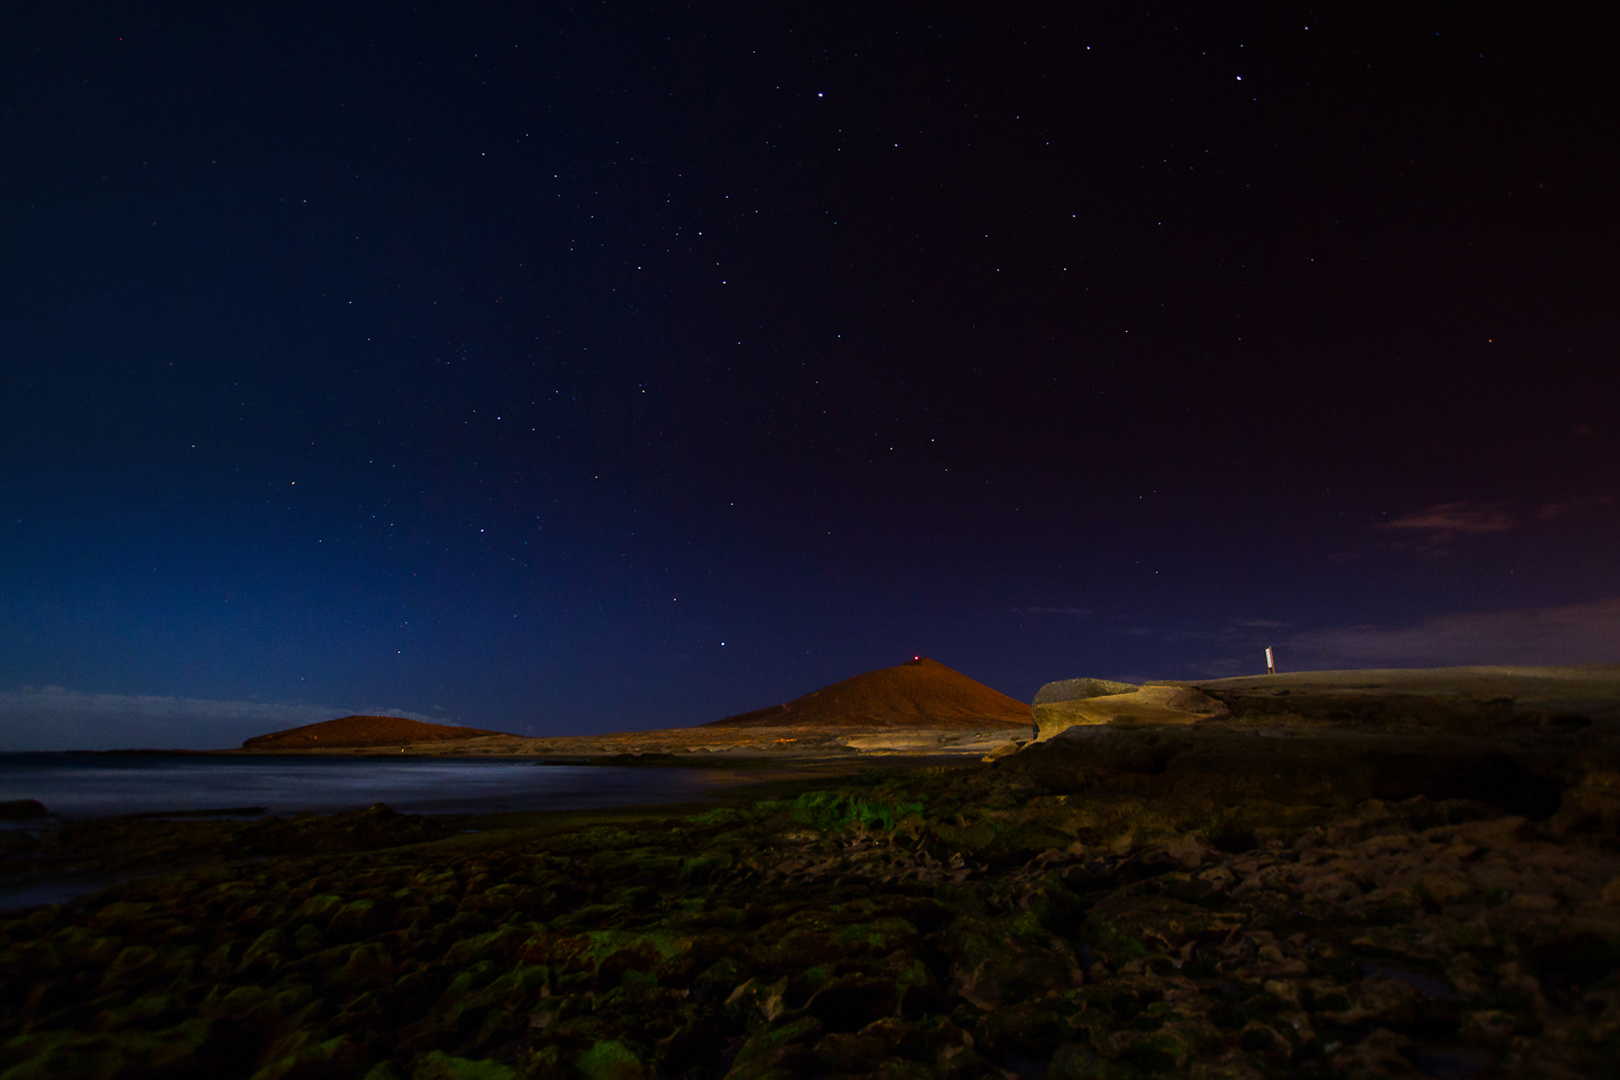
[242,715,506,750]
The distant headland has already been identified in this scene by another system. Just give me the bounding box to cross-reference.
[233,657,1031,759]
[231,662,1620,767]
[239,715,505,751]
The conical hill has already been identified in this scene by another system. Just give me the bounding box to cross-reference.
[707,657,1031,729]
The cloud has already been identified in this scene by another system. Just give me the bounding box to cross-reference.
[1375,501,1517,539]
[1278,598,1620,670]
[0,689,435,752]
[1539,495,1612,521]
[1338,496,1613,562]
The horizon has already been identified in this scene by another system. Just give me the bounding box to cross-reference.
[7,655,1620,753]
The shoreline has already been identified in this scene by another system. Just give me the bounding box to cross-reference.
[4,725,1029,764]
[6,667,1619,1077]
[5,742,1619,1079]
[0,756,984,914]
[214,724,1030,762]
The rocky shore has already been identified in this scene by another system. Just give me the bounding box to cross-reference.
[218,724,1025,762]
[2,666,1618,1079]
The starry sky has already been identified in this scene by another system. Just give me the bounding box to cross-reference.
[2,1,1617,749]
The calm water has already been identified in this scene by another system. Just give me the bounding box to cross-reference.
[0,753,739,819]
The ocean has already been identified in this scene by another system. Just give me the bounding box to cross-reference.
[0,752,740,819]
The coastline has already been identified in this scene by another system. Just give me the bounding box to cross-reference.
[5,668,1619,1078]
[6,743,1619,1079]
[212,724,1029,763]
[0,754,983,915]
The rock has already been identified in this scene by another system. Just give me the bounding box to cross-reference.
[1032,684,1227,739]
[1186,664,1620,734]
[1550,768,1620,838]
[979,740,1022,761]
[727,1016,822,1079]
[1034,678,1141,704]
[8,683,1620,1080]
[0,798,48,820]
[842,733,947,751]
[813,1032,888,1073]
[806,975,900,1031]
[573,1040,644,1080]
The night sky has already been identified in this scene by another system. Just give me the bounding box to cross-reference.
[3,1,1617,750]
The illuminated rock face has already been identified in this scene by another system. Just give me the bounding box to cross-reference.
[1033,678,1139,704]
[1031,682,1227,739]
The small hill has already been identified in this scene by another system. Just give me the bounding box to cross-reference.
[242,715,504,750]
[708,657,1031,729]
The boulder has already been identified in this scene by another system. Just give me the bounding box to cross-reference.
[1033,678,1139,705]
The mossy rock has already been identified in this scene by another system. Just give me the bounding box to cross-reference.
[573,1040,645,1080]
[727,1017,822,1080]
[292,923,326,953]
[297,894,346,920]
[805,975,900,1032]
[337,942,394,987]
[409,1049,517,1080]
[694,955,752,999]
[206,983,271,1022]
[811,1031,888,1073]
[870,1059,935,1080]
[250,1029,361,1079]
[91,991,183,1031]
[442,926,530,968]
[1115,1026,1194,1072]
[95,945,160,992]
[327,899,380,938]
[677,852,733,886]
[1046,1042,1132,1080]
[1084,893,1231,956]
[0,1031,126,1080]
[87,902,161,936]
[954,943,1079,1011]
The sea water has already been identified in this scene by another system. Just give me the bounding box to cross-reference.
[0,753,746,910]
[0,752,736,819]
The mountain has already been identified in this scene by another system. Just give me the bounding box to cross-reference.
[707,657,1031,729]
[241,715,503,750]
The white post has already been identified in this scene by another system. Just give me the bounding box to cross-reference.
[1265,647,1275,675]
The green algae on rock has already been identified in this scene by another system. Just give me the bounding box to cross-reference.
[3,726,1620,1079]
